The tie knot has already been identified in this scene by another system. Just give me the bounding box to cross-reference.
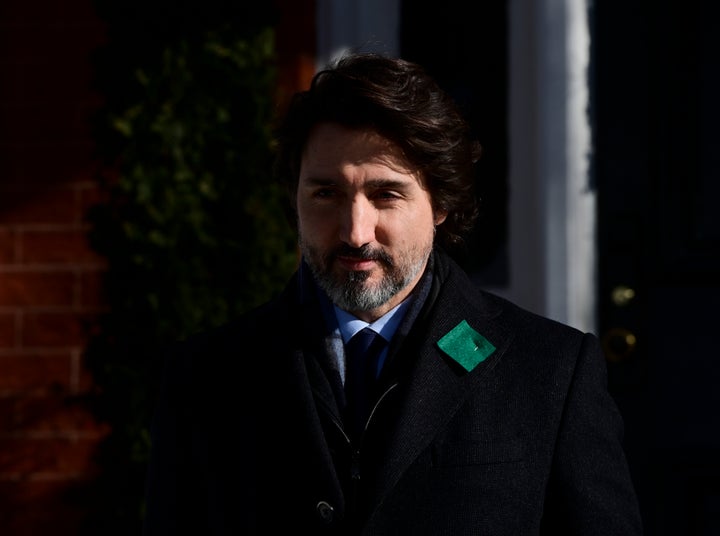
[347,327,385,358]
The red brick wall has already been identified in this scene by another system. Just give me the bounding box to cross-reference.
[0,0,110,533]
[0,0,315,533]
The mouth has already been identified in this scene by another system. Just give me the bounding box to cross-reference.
[336,255,378,272]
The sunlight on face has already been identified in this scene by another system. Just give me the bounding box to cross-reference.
[296,123,446,321]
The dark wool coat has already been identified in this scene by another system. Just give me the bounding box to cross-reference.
[142,248,643,535]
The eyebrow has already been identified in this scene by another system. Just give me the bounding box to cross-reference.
[303,176,416,189]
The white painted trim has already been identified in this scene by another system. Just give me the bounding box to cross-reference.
[565,0,596,333]
[505,0,596,332]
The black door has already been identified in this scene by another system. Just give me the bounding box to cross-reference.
[594,3,720,534]
[400,0,509,285]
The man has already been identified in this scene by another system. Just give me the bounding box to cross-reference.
[142,52,643,535]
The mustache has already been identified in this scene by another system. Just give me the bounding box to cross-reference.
[332,244,393,266]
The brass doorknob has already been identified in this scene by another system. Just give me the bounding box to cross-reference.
[601,327,637,363]
[611,285,636,307]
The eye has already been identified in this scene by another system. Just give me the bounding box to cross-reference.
[313,187,337,199]
[373,189,401,201]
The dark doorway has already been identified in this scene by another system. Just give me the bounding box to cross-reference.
[593,2,720,534]
[400,0,509,285]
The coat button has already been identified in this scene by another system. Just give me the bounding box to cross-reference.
[316,500,335,524]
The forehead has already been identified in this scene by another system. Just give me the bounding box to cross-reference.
[301,122,415,176]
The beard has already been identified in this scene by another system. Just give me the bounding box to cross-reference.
[299,239,431,313]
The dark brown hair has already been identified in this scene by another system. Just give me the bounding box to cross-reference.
[273,52,481,250]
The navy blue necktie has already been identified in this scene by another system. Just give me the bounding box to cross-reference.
[344,327,386,442]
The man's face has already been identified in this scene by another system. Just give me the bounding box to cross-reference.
[296,122,446,322]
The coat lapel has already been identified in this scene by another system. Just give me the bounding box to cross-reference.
[368,261,516,509]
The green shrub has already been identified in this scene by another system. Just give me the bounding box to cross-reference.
[83,3,297,532]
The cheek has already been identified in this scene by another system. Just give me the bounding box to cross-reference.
[297,204,332,239]
[402,207,436,236]
[377,211,432,247]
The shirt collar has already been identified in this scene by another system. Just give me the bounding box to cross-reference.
[334,299,412,345]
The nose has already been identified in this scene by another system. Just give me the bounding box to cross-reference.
[340,196,377,248]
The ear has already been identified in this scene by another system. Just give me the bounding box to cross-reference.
[434,210,448,225]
